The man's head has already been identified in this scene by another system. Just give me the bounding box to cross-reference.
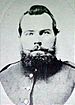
[18,5,60,79]
[18,5,59,58]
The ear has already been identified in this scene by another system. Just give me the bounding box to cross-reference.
[54,27,60,36]
[52,21,60,36]
[18,26,22,37]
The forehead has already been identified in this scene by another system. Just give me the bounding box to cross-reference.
[21,14,52,31]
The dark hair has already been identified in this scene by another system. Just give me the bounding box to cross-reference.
[18,5,59,37]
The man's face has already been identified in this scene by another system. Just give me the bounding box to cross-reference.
[20,14,55,57]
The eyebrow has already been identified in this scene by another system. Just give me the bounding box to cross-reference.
[39,29,51,35]
[24,29,51,34]
[24,30,35,33]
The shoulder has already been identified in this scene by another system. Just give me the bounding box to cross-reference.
[62,61,75,69]
[0,60,21,73]
[62,61,75,84]
[0,60,24,80]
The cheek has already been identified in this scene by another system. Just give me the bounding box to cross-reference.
[42,36,55,48]
[20,36,34,49]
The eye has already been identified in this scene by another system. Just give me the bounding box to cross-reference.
[39,30,52,36]
[44,31,50,34]
[29,32,34,35]
[24,32,34,36]
[43,31,51,35]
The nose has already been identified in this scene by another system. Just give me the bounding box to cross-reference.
[34,42,42,46]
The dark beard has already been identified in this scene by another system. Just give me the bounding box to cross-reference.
[21,51,62,81]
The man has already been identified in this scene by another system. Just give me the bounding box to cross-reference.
[0,5,75,105]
